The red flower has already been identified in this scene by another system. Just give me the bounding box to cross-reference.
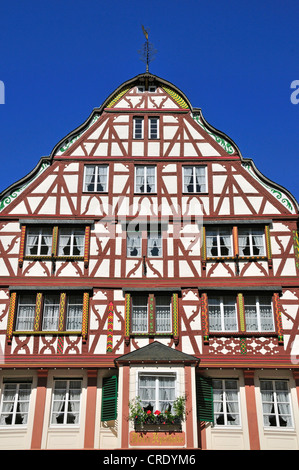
[154,410,161,415]
[147,410,151,415]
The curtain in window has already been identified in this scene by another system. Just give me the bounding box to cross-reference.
[213,379,239,426]
[238,230,251,256]
[206,229,231,257]
[135,166,145,192]
[84,165,95,191]
[195,166,206,192]
[183,167,193,193]
[42,295,60,330]
[66,296,83,330]
[148,231,162,257]
[16,295,36,330]
[26,229,52,256]
[245,295,274,331]
[252,229,265,256]
[51,380,81,425]
[146,166,155,193]
[239,229,264,256]
[259,296,274,330]
[223,297,237,331]
[0,383,31,425]
[58,229,84,256]
[208,297,237,331]
[127,231,141,257]
[132,296,148,332]
[155,295,171,332]
[260,380,292,427]
[208,298,222,331]
[158,376,175,412]
[139,376,156,410]
[96,165,108,192]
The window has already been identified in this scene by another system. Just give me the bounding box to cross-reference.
[58,228,85,256]
[0,381,31,426]
[84,165,108,192]
[238,228,265,257]
[206,227,232,257]
[149,117,159,139]
[23,225,87,260]
[133,117,144,139]
[155,295,172,332]
[208,296,238,332]
[15,294,36,331]
[132,295,148,333]
[244,295,274,332]
[183,166,206,193]
[51,379,82,425]
[138,374,176,413]
[14,292,86,332]
[135,165,156,193]
[25,228,52,256]
[148,86,156,92]
[66,295,84,331]
[127,225,142,257]
[147,226,162,257]
[260,380,293,427]
[42,294,60,331]
[131,294,172,334]
[213,379,240,426]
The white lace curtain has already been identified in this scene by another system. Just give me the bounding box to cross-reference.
[155,295,171,332]
[147,231,162,257]
[206,229,232,257]
[238,229,264,256]
[58,229,85,256]
[208,297,237,332]
[260,380,292,427]
[42,295,60,331]
[244,295,274,331]
[139,375,175,412]
[127,231,141,257]
[0,383,31,425]
[213,379,240,425]
[51,380,81,425]
[26,229,52,256]
[16,295,36,330]
[66,296,83,330]
[132,296,148,332]
[84,165,107,192]
[135,166,155,193]
[184,166,206,193]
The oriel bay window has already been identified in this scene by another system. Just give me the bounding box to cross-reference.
[138,373,176,413]
[7,290,90,340]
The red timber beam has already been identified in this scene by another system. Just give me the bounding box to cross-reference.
[31,369,48,449]
[243,370,260,450]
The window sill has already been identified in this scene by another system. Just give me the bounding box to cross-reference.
[24,256,84,261]
[209,332,278,337]
[12,331,82,336]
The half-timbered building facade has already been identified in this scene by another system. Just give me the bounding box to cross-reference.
[0,72,299,450]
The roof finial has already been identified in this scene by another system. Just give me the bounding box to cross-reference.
[139,26,157,73]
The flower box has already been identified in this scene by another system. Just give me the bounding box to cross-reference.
[134,422,182,432]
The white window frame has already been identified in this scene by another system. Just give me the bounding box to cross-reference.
[208,295,238,332]
[50,378,82,427]
[260,379,293,428]
[244,295,275,332]
[148,117,159,139]
[147,227,162,258]
[206,227,233,258]
[58,228,85,257]
[66,295,83,331]
[136,371,178,413]
[133,117,144,139]
[83,164,108,193]
[15,294,36,331]
[212,378,241,427]
[134,165,156,193]
[25,227,53,256]
[238,227,265,257]
[137,86,145,93]
[0,381,32,426]
[131,295,148,333]
[183,165,207,193]
[148,86,156,93]
[155,294,172,333]
[42,294,60,331]
[127,226,142,258]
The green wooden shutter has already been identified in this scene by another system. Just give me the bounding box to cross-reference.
[101,375,118,421]
[196,375,214,423]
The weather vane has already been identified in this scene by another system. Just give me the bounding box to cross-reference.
[138,25,157,72]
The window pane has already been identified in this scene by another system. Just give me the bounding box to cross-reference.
[16,295,36,331]
[148,230,162,257]
[149,117,158,139]
[0,383,31,426]
[42,294,60,330]
[127,230,141,257]
[26,228,52,256]
[208,298,221,331]
[155,295,171,332]
[66,295,83,330]
[132,296,148,332]
[58,228,85,256]
[134,117,143,139]
[51,380,82,425]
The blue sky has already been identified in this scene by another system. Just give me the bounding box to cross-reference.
[0,0,299,203]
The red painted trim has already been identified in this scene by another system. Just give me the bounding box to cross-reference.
[31,369,48,449]
[84,370,98,449]
[121,366,130,448]
[184,366,194,448]
[243,370,260,450]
